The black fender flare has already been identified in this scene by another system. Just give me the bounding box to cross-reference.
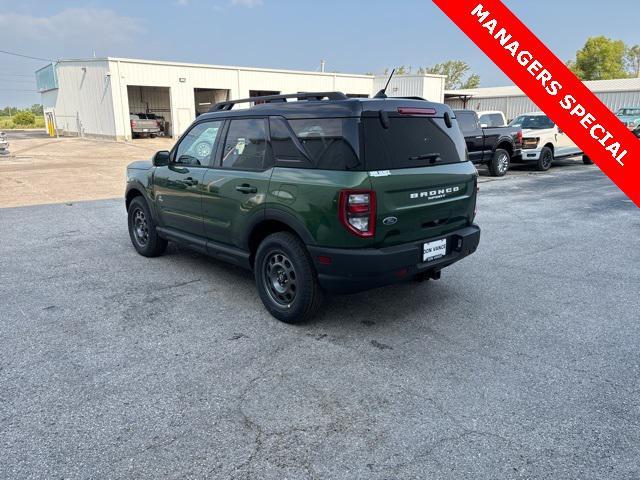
[125,182,160,223]
[242,208,316,251]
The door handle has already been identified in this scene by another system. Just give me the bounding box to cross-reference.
[183,177,198,187]
[236,184,258,194]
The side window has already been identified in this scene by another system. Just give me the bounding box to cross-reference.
[457,112,479,134]
[174,121,223,166]
[269,117,311,168]
[222,118,267,170]
[288,118,360,170]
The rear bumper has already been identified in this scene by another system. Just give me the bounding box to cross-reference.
[308,225,481,293]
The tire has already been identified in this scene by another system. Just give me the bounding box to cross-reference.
[536,146,554,171]
[254,232,323,323]
[488,148,510,177]
[582,155,594,165]
[127,196,167,257]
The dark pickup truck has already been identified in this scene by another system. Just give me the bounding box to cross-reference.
[454,110,522,176]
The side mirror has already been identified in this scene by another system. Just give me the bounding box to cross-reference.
[153,150,170,167]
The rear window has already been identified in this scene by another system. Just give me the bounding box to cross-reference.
[479,113,505,127]
[456,112,479,134]
[363,116,467,170]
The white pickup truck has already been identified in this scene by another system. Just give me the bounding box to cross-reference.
[509,112,590,171]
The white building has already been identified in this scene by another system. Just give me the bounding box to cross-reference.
[36,58,445,141]
[445,78,640,121]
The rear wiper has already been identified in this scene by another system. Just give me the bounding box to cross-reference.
[409,153,441,163]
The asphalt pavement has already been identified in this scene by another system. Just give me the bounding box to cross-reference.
[1,165,639,479]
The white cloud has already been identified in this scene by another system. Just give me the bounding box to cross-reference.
[231,0,263,7]
[0,8,145,58]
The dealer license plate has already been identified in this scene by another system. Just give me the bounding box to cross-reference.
[143,128,149,132]
[423,238,447,262]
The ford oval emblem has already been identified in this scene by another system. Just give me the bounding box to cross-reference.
[383,216,398,226]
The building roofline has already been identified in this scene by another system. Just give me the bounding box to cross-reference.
[79,57,372,79]
[50,57,447,80]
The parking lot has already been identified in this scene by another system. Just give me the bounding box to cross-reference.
[1,133,639,479]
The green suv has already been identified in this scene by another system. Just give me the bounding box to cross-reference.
[125,92,480,323]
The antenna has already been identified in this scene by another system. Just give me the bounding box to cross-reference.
[373,68,396,99]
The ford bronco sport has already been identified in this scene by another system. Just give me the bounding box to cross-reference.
[125,92,480,323]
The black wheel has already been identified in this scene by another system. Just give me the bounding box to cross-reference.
[255,232,323,323]
[536,146,553,171]
[127,196,167,257]
[488,148,510,177]
[582,155,594,165]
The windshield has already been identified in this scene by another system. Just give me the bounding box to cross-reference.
[509,115,555,129]
[617,108,640,116]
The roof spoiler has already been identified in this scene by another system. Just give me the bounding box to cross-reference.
[210,91,349,112]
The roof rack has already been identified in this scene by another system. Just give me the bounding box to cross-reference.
[210,91,349,111]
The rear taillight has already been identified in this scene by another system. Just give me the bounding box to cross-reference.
[397,107,437,116]
[131,120,137,128]
[517,130,523,143]
[339,190,376,238]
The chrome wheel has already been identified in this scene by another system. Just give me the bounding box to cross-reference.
[497,152,509,174]
[263,250,297,306]
[132,208,149,246]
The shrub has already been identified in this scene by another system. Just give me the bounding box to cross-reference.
[12,111,36,126]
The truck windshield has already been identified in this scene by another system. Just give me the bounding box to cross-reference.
[509,115,554,129]
[362,116,466,170]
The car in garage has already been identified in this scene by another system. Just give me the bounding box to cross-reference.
[130,114,161,138]
[509,112,585,171]
[125,92,481,323]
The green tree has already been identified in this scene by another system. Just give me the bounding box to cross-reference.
[626,45,640,78]
[13,110,36,126]
[30,104,44,115]
[422,60,480,90]
[568,36,628,80]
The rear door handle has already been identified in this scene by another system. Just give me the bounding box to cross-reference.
[183,177,198,186]
[236,184,257,194]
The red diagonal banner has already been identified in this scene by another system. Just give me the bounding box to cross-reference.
[433,0,640,207]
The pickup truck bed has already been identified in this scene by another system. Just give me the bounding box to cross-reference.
[454,110,523,177]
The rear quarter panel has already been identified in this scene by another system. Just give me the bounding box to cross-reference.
[267,168,372,248]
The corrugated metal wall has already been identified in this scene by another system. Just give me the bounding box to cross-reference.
[41,60,117,137]
[447,91,640,121]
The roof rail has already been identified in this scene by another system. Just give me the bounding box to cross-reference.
[209,91,349,111]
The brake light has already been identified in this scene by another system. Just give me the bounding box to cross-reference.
[517,130,523,143]
[339,190,376,238]
[397,107,437,116]
[131,120,137,128]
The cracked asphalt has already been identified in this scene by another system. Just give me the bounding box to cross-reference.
[1,164,639,479]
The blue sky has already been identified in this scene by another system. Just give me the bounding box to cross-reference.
[0,0,638,107]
